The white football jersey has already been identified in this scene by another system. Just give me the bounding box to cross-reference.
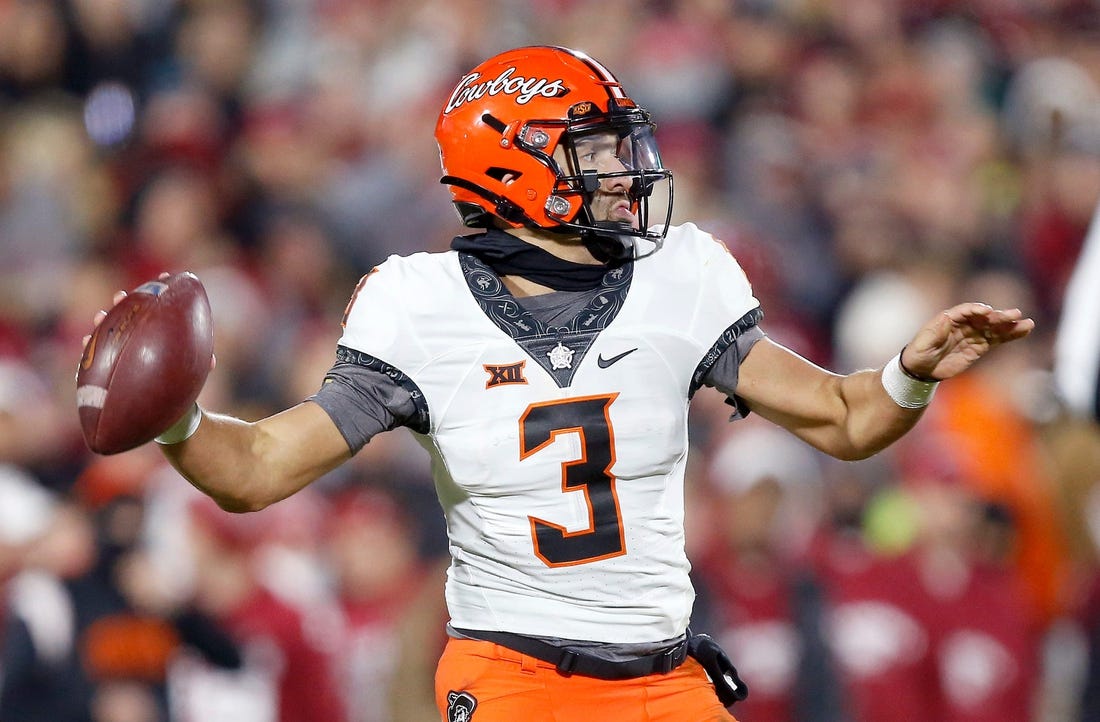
[338,223,760,643]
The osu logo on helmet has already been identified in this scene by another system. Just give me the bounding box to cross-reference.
[435,46,674,261]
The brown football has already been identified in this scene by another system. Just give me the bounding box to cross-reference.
[76,272,214,455]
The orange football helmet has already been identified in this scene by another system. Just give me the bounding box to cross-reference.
[435,46,673,260]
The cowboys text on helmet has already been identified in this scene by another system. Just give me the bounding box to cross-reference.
[444,67,569,114]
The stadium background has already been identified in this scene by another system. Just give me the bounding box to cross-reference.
[0,1,1099,721]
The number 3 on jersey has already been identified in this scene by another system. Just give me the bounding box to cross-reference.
[520,394,626,567]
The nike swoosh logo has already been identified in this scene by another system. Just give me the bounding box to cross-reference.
[597,348,638,369]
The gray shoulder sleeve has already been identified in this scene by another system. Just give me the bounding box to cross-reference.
[307,349,427,453]
[701,325,766,420]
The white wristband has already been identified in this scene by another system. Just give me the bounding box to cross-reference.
[154,403,202,445]
[881,353,939,409]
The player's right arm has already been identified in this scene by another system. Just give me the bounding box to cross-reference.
[158,401,352,513]
[87,262,414,513]
[84,289,353,513]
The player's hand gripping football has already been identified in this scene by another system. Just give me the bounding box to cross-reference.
[81,275,218,372]
[77,272,215,455]
[897,302,1035,381]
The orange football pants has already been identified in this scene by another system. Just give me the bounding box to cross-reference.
[435,638,738,722]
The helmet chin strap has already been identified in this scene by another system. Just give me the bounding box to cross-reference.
[584,221,638,263]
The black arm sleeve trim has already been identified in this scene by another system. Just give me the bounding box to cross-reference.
[334,345,431,435]
[689,307,764,399]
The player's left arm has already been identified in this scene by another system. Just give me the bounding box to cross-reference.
[734,302,1035,460]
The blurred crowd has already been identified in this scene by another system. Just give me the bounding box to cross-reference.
[1,0,1099,721]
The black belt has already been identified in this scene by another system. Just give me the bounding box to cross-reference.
[455,628,690,680]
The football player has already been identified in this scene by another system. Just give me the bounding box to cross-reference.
[91,46,1033,721]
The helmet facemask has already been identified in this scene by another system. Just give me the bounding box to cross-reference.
[524,104,674,261]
